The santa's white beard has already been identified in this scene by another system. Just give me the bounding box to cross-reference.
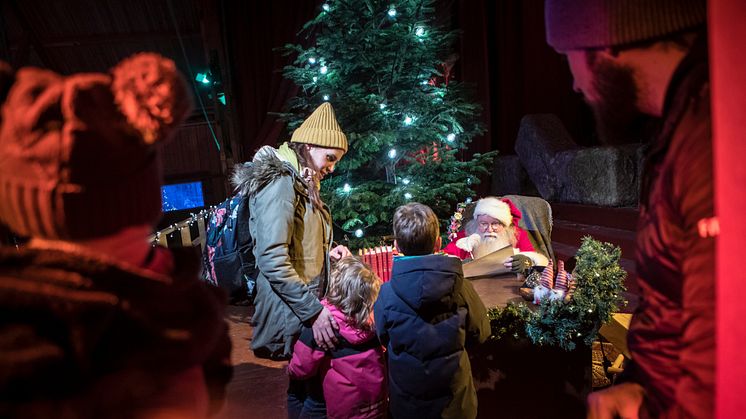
[472,231,512,259]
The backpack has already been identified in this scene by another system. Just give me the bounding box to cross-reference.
[202,191,256,304]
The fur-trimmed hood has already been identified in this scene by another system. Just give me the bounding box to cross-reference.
[231,145,303,197]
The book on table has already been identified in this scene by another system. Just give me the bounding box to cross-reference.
[358,246,395,282]
[462,244,514,279]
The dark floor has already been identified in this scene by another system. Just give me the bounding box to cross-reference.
[213,276,523,419]
[215,275,592,419]
[215,305,287,419]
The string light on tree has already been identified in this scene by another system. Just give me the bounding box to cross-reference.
[281,0,495,247]
[388,148,397,159]
[404,192,413,200]
[446,133,456,142]
[313,76,318,83]
[322,3,330,11]
[402,178,410,185]
[308,57,317,64]
[355,229,364,238]
[195,72,211,85]
[343,183,351,193]
[323,95,330,101]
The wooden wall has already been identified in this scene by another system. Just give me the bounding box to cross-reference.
[158,119,228,228]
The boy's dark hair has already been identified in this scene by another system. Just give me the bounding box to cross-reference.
[393,203,439,256]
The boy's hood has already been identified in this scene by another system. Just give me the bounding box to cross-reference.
[389,254,463,311]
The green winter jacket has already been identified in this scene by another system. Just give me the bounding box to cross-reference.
[239,144,333,359]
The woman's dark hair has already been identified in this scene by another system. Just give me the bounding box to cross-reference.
[287,141,324,211]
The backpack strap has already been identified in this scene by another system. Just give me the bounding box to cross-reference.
[235,194,251,247]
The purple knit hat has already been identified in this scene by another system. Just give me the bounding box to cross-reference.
[545,0,706,51]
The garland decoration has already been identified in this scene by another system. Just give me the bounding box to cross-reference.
[448,201,469,240]
[487,236,627,351]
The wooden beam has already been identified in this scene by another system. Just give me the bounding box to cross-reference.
[6,31,202,50]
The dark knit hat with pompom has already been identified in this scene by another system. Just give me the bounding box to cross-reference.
[0,53,192,240]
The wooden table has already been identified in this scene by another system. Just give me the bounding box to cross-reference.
[469,273,525,308]
[467,274,590,418]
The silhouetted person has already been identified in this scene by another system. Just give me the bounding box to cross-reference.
[0,54,231,418]
[546,1,713,417]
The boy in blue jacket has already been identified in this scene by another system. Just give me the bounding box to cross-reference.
[374,203,491,419]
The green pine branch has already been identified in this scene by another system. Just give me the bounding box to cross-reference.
[487,237,628,351]
[281,0,493,247]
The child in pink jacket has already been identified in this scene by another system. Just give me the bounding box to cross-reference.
[288,257,387,418]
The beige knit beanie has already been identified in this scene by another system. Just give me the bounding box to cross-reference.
[545,0,706,51]
[290,102,348,152]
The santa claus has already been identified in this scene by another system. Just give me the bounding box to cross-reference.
[443,197,549,273]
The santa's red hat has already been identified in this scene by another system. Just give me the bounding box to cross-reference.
[473,197,512,226]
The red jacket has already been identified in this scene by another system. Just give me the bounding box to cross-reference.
[626,33,714,418]
[288,300,387,419]
[0,246,232,418]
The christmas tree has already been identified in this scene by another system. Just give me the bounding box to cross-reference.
[281,0,496,247]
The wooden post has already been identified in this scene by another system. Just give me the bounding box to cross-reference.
[198,214,207,250]
[711,0,746,416]
[180,223,191,248]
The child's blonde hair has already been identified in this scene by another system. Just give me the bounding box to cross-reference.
[326,256,382,330]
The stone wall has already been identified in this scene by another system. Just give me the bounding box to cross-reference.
[492,114,643,207]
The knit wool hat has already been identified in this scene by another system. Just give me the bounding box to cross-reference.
[473,197,512,227]
[290,102,348,152]
[545,0,706,51]
[0,53,192,240]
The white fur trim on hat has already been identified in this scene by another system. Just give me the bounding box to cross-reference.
[473,197,512,226]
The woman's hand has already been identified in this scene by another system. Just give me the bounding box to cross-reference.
[311,307,339,350]
[329,245,352,262]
